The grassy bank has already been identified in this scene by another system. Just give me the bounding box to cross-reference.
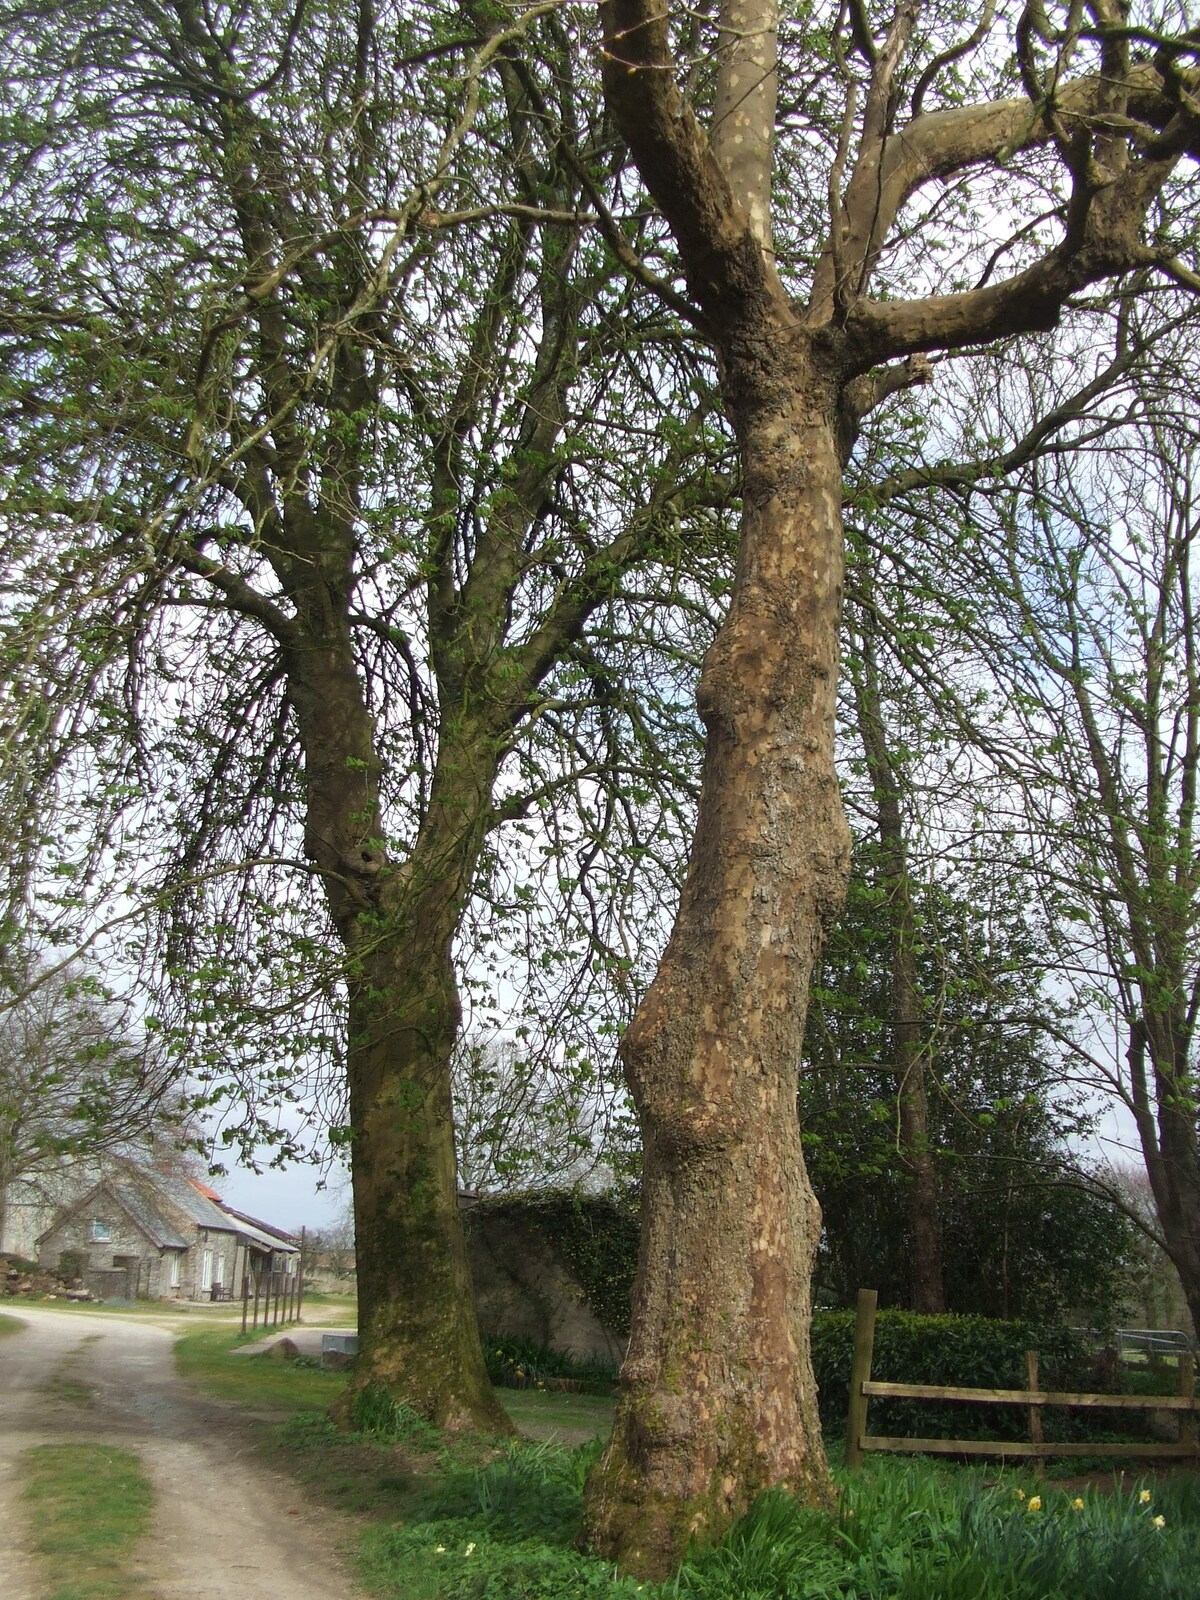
[172,1327,1200,1600]
[361,1451,1200,1600]
[0,1310,24,1335]
[173,1325,617,1439]
[21,1442,153,1600]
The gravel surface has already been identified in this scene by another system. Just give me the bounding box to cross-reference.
[0,1306,361,1599]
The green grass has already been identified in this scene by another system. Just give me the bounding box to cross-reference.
[298,1291,358,1322]
[19,1298,217,1318]
[360,1447,1200,1600]
[21,1442,153,1600]
[0,1310,24,1336]
[499,1389,616,1445]
[174,1324,615,1444]
[173,1325,350,1413]
[170,1325,1200,1600]
[40,1375,95,1407]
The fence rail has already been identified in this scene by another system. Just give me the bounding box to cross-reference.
[845,1288,1199,1468]
[240,1269,304,1336]
[1116,1328,1195,1360]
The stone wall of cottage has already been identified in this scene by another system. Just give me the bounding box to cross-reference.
[37,1203,252,1301]
[38,1206,170,1300]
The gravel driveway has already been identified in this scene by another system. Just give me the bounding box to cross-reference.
[0,1306,361,1599]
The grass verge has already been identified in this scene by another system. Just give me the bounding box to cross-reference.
[174,1325,350,1414]
[21,1442,153,1600]
[499,1388,616,1445]
[0,1310,24,1335]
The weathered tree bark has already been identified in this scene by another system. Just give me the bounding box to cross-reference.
[583,9,852,1550]
[582,352,848,1573]
[587,0,1197,1572]
[340,742,514,1429]
[849,610,945,1313]
[275,537,514,1429]
[1128,1015,1200,1340]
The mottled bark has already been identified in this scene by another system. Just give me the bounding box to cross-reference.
[711,0,777,253]
[582,328,849,1572]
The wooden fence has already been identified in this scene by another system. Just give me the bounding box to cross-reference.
[845,1288,1200,1468]
[240,1268,304,1336]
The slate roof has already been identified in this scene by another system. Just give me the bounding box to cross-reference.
[146,1171,240,1233]
[107,1182,190,1250]
[221,1206,300,1250]
[36,1166,296,1253]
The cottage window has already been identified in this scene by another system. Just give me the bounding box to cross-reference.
[91,1219,110,1242]
[169,1253,181,1289]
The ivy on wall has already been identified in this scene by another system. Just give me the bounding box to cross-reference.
[466,1186,641,1335]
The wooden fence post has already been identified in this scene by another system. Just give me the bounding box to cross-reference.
[1179,1351,1196,1450]
[241,1274,249,1337]
[845,1288,878,1468]
[1025,1350,1043,1446]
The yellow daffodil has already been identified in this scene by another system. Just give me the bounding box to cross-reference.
[434,1545,447,1554]
[1072,1498,1085,1511]
[1027,1496,1042,1512]
[1014,1489,1026,1500]
[1153,1515,1166,1530]
[1140,1489,1152,1504]
[465,1543,476,1556]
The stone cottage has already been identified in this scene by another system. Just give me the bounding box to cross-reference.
[36,1167,299,1301]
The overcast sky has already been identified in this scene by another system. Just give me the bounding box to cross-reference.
[212,1156,349,1237]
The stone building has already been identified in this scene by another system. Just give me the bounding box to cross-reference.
[36,1167,299,1301]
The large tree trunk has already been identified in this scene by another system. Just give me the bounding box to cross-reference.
[341,913,510,1430]
[589,0,1193,1571]
[285,609,510,1433]
[582,353,849,1575]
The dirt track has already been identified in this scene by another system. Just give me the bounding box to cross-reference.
[0,1306,360,1599]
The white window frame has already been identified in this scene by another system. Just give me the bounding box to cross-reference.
[169,1253,181,1289]
[200,1249,213,1292]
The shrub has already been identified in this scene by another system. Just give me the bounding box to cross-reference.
[58,1249,86,1282]
[811,1310,1095,1440]
[351,1387,442,1451]
[483,1336,618,1394]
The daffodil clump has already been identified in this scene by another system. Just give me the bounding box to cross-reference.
[362,1443,1200,1600]
[1012,1482,1166,1528]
